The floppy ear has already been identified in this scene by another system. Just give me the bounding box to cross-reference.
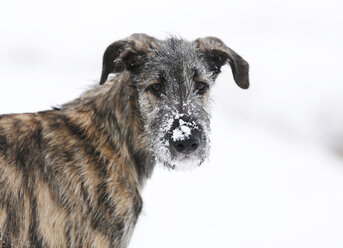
[194,37,250,89]
[100,33,158,85]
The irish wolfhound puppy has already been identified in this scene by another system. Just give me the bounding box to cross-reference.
[0,33,249,247]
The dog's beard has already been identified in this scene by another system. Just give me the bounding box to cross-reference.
[165,155,205,171]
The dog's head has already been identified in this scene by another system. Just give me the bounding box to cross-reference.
[99,34,249,170]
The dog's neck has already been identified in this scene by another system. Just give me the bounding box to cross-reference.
[61,73,155,185]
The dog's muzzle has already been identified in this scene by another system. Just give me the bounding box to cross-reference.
[168,118,202,155]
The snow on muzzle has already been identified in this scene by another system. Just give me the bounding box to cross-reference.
[168,117,202,155]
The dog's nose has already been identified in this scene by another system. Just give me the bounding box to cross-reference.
[170,130,201,154]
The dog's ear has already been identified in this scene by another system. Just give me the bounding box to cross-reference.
[100,33,158,85]
[194,37,249,89]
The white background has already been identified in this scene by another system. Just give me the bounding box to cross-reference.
[1,0,343,247]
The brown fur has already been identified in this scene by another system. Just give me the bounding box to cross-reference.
[0,72,147,247]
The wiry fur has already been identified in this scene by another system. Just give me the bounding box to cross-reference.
[135,38,212,169]
[0,34,249,247]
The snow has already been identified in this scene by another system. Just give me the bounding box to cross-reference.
[171,119,196,141]
[0,0,343,247]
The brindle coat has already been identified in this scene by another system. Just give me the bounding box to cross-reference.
[0,34,249,247]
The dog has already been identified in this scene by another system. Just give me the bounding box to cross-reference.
[0,33,249,247]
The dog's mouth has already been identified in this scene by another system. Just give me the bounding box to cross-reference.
[168,155,205,171]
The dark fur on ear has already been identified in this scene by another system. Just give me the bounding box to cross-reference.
[194,37,250,89]
[100,33,159,85]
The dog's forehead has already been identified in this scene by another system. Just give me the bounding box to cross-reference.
[150,38,200,70]
[140,38,208,88]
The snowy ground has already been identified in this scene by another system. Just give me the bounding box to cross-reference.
[1,0,343,247]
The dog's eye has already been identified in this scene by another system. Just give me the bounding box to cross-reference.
[195,81,209,95]
[147,83,163,96]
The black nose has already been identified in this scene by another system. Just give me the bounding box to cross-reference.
[170,130,201,154]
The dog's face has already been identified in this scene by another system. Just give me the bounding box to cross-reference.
[136,39,213,170]
[99,34,249,170]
